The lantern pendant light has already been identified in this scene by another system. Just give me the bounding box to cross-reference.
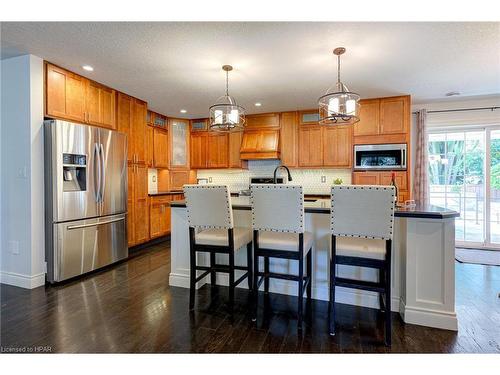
[318,47,360,125]
[209,65,246,131]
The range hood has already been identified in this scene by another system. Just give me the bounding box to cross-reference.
[240,129,280,160]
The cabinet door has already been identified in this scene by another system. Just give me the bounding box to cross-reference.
[150,200,161,239]
[170,170,191,191]
[245,113,280,129]
[379,171,408,190]
[153,128,169,168]
[169,118,189,169]
[354,99,379,136]
[380,96,408,135]
[146,126,154,167]
[280,112,298,167]
[46,63,85,122]
[260,130,280,152]
[127,164,135,246]
[323,125,352,167]
[117,93,134,163]
[85,80,100,125]
[132,99,147,164]
[134,164,149,244]
[190,132,208,169]
[208,133,229,168]
[240,131,261,152]
[228,131,245,168]
[298,126,322,167]
[159,199,172,235]
[99,86,116,129]
[298,110,320,126]
[352,172,380,185]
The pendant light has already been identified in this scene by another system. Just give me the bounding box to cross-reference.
[318,47,360,125]
[209,65,246,131]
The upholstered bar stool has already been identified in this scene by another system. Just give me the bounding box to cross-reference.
[183,185,253,312]
[329,185,396,346]
[250,184,313,328]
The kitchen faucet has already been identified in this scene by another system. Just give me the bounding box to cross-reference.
[273,165,293,184]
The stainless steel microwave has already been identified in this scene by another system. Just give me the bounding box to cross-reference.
[354,143,407,170]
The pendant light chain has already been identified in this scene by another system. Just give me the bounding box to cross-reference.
[225,69,229,96]
[337,53,341,84]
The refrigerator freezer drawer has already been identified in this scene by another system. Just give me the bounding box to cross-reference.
[49,214,128,282]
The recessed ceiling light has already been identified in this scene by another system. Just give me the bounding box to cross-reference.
[82,65,94,72]
[255,102,262,107]
[445,91,460,97]
[180,109,187,114]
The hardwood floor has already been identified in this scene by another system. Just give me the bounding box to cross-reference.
[1,241,499,353]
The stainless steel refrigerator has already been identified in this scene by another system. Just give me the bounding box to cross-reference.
[44,120,128,283]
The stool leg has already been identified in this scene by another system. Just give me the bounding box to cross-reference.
[264,256,270,294]
[379,269,385,312]
[229,251,235,314]
[298,254,304,329]
[252,231,259,322]
[247,242,253,291]
[210,252,216,286]
[189,228,196,311]
[329,235,336,336]
[384,240,392,346]
[306,249,312,301]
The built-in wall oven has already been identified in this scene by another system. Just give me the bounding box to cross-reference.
[354,143,407,170]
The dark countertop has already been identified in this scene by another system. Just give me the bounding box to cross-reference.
[149,191,184,196]
[170,197,460,219]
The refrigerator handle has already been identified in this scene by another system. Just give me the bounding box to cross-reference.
[99,143,106,203]
[93,143,101,203]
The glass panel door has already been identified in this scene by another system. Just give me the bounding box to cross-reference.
[489,130,500,246]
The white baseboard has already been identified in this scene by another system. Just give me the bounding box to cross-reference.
[0,271,45,289]
[400,301,458,331]
[170,271,401,312]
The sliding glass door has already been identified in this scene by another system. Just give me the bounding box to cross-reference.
[428,127,499,249]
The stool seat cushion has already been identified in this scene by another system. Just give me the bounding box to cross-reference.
[335,237,387,260]
[258,231,313,253]
[196,227,252,250]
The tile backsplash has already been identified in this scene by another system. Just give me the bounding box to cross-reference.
[196,160,352,194]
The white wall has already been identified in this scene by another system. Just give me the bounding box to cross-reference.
[1,54,45,289]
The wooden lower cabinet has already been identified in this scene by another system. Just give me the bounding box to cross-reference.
[127,163,149,246]
[150,196,172,238]
[352,171,409,203]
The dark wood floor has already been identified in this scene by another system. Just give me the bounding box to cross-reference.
[1,241,499,353]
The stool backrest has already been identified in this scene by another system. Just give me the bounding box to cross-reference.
[331,185,395,240]
[250,184,304,233]
[183,185,233,229]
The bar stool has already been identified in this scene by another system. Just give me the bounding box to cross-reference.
[329,185,395,346]
[250,184,313,328]
[183,185,253,312]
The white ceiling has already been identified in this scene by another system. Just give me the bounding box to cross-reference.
[1,22,499,119]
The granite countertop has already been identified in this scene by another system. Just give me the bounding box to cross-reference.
[148,190,184,196]
[170,196,460,219]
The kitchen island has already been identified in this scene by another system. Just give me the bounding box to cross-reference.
[169,197,460,331]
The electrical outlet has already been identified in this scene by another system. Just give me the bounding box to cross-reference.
[321,175,326,183]
[208,177,213,183]
[9,240,20,255]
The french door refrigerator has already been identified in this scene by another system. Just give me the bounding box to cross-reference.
[44,120,128,283]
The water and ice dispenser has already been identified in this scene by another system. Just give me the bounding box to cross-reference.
[62,153,87,191]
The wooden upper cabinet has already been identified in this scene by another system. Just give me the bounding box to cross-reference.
[298,126,322,167]
[298,110,320,126]
[280,111,298,167]
[146,126,154,167]
[153,128,169,168]
[379,96,409,135]
[208,133,229,168]
[116,92,134,163]
[322,125,353,168]
[85,80,116,129]
[132,99,147,164]
[191,119,209,132]
[245,113,280,129]
[353,99,379,137]
[169,118,190,169]
[46,63,85,122]
[228,131,247,169]
[190,132,208,169]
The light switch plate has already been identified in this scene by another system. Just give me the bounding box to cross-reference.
[321,176,326,183]
[209,177,213,183]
